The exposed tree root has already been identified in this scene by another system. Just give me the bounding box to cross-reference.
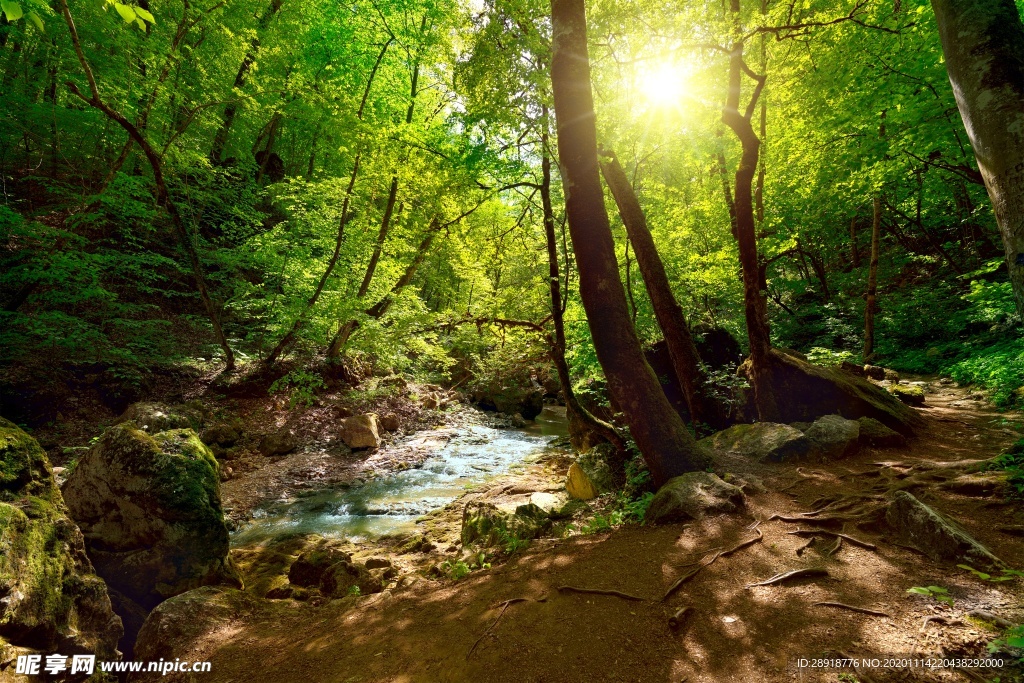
[785,529,877,551]
[745,567,829,588]
[557,586,647,601]
[668,606,692,630]
[661,526,762,602]
[920,615,962,632]
[467,598,529,658]
[813,602,890,617]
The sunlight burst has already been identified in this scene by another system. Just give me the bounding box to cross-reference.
[637,61,690,109]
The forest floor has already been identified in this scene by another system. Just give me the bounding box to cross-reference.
[135,380,1024,683]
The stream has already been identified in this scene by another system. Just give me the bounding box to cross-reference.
[230,406,569,545]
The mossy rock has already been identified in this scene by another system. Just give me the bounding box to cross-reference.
[62,424,241,609]
[738,349,920,435]
[857,417,907,448]
[461,501,550,547]
[0,419,121,660]
[889,383,925,406]
[114,402,199,433]
[699,422,812,463]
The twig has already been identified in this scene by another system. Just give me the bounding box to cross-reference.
[813,602,890,617]
[467,598,528,658]
[786,529,877,551]
[557,586,646,601]
[668,606,692,629]
[746,568,829,588]
[920,615,962,632]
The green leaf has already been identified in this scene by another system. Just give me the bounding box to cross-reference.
[113,2,136,23]
[135,16,144,29]
[134,6,154,22]
[907,587,931,595]
[1,0,23,22]
[26,9,42,30]
[927,586,948,593]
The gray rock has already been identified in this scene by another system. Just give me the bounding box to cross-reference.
[699,422,812,462]
[62,425,242,609]
[259,427,297,456]
[886,491,1004,570]
[646,472,745,524]
[805,414,860,459]
[857,417,907,448]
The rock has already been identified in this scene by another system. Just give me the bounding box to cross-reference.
[259,427,297,456]
[862,365,886,380]
[886,491,1004,570]
[200,421,242,448]
[379,414,401,433]
[938,473,1007,497]
[339,414,381,450]
[857,417,907,448]
[529,491,564,512]
[840,361,866,377]
[790,422,812,433]
[62,424,242,610]
[889,383,925,406]
[646,472,745,525]
[565,462,600,500]
[699,422,812,463]
[0,418,122,661]
[738,349,919,434]
[115,402,196,433]
[421,394,439,410]
[461,501,550,546]
[319,560,382,597]
[288,543,352,587]
[494,387,544,420]
[721,472,765,494]
[884,369,900,382]
[804,415,860,460]
[364,557,392,570]
[510,413,527,428]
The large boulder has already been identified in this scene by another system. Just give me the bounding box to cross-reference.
[62,425,242,611]
[115,402,198,433]
[258,427,297,456]
[805,415,860,459]
[565,463,600,500]
[699,422,812,463]
[339,414,381,450]
[857,417,907,448]
[886,491,1004,570]
[646,472,745,525]
[461,501,551,547]
[889,383,925,406]
[738,349,920,434]
[0,418,122,662]
[285,538,381,597]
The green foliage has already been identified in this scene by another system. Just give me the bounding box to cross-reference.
[269,370,326,408]
[346,585,361,597]
[957,565,1024,583]
[806,347,858,367]
[984,441,1024,499]
[907,585,954,608]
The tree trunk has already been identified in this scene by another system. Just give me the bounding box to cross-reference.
[599,150,723,430]
[863,196,881,362]
[930,0,1024,315]
[721,0,777,421]
[549,0,707,486]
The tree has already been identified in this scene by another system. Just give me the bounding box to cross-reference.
[549,0,707,485]
[930,0,1024,316]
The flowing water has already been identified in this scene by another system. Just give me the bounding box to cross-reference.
[231,406,569,545]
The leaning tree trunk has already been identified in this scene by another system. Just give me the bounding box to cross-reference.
[863,196,881,362]
[549,0,707,486]
[930,0,1024,315]
[599,150,724,430]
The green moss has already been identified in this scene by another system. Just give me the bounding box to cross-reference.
[0,417,55,503]
[889,384,925,405]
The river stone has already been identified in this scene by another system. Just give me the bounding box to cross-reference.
[115,402,196,433]
[0,418,123,662]
[738,349,920,434]
[886,491,1004,570]
[379,413,401,432]
[259,427,297,456]
[62,424,242,610]
[288,542,352,587]
[699,422,812,463]
[805,415,860,459]
[646,472,745,525]
[857,417,906,448]
[339,414,381,450]
[565,462,600,500]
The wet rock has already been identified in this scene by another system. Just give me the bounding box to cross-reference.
[863,365,886,381]
[115,402,196,433]
[510,413,527,428]
[339,414,381,450]
[0,418,122,661]
[379,414,401,433]
[805,415,860,460]
[699,422,812,463]
[738,349,919,434]
[62,425,242,610]
[886,491,1004,570]
[259,427,297,456]
[889,383,925,406]
[646,472,745,525]
[857,417,907,448]
[565,462,600,500]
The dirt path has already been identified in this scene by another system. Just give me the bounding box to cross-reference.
[137,381,1024,683]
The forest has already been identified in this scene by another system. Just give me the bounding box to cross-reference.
[1,0,1023,679]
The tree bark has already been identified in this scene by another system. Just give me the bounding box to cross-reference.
[549,0,706,486]
[599,150,723,430]
[930,0,1024,315]
[863,196,881,362]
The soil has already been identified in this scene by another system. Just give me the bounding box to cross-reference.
[132,378,1024,683]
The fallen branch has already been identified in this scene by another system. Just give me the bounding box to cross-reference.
[786,529,877,551]
[662,527,762,602]
[813,602,890,617]
[467,598,529,658]
[668,605,692,629]
[746,568,829,588]
[967,609,1014,629]
[557,586,646,601]
[920,615,962,632]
